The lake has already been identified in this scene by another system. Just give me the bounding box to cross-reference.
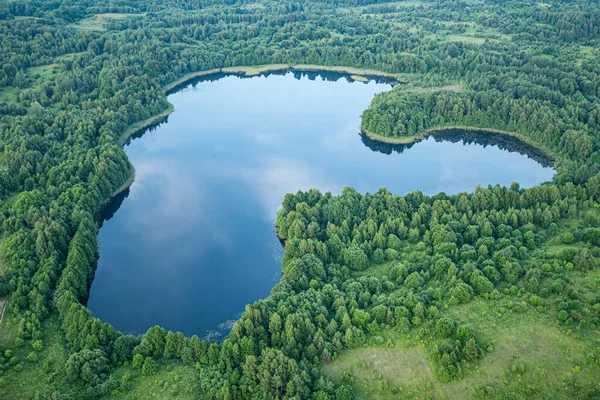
[87,71,555,338]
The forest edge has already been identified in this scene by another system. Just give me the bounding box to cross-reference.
[110,64,558,232]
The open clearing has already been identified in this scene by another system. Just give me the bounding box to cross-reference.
[27,63,60,80]
[323,297,600,399]
[0,298,7,325]
[110,363,199,400]
[73,13,145,31]
[0,87,15,102]
[322,345,436,392]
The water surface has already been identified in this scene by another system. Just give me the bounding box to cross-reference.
[88,71,554,338]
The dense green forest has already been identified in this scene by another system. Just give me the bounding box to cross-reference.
[0,0,599,398]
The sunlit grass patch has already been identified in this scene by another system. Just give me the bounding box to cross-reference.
[443,300,599,399]
[111,362,199,399]
[0,315,80,400]
[352,259,397,280]
[27,63,60,80]
[446,35,487,45]
[55,52,86,62]
[322,344,436,399]
[222,64,290,76]
[73,13,144,31]
[0,87,16,102]
[323,295,600,399]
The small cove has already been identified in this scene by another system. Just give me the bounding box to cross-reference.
[87,71,555,338]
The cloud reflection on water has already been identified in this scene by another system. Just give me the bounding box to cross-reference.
[90,72,554,338]
[239,155,341,220]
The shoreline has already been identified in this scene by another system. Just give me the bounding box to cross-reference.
[361,125,556,163]
[165,64,405,91]
[97,163,136,218]
[113,66,556,223]
[110,64,403,222]
[119,103,174,147]
[122,64,403,149]
[108,165,135,204]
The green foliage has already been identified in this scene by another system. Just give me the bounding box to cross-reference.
[132,354,143,369]
[342,246,369,271]
[436,317,456,338]
[1,0,600,398]
[65,349,109,386]
[31,340,43,352]
[404,272,425,290]
[335,385,354,400]
[142,357,158,376]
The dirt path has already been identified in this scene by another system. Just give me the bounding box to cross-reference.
[0,298,7,325]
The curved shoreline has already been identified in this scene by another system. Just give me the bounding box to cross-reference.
[118,104,174,147]
[120,64,403,149]
[164,64,405,94]
[114,66,556,223]
[361,125,556,164]
[102,164,135,208]
[109,64,403,222]
[114,65,557,218]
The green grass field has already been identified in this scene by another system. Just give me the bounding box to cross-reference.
[445,35,487,45]
[323,299,600,399]
[0,87,16,102]
[110,363,199,399]
[55,52,86,62]
[73,13,145,31]
[27,64,59,80]
[0,315,86,400]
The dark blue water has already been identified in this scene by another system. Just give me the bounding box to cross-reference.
[87,71,555,338]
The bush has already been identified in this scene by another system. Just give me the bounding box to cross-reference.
[395,317,410,333]
[377,379,389,392]
[560,232,574,244]
[404,272,424,290]
[436,317,455,338]
[372,248,385,264]
[462,338,480,361]
[65,349,109,385]
[142,357,158,376]
[450,282,473,304]
[120,372,132,391]
[352,309,371,328]
[390,263,408,283]
[335,386,354,400]
[132,354,143,369]
[558,310,569,322]
[456,325,476,342]
[529,295,543,306]
[342,246,369,270]
[385,248,399,261]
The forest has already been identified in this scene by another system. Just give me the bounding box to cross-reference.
[0,0,599,398]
